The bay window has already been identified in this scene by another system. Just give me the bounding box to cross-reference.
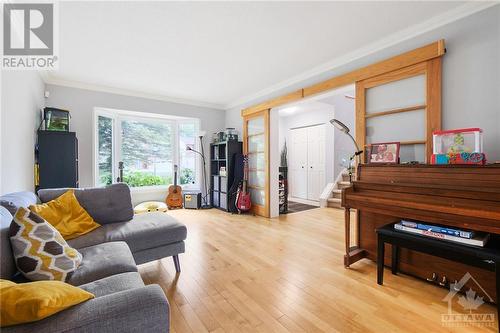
[94,108,199,190]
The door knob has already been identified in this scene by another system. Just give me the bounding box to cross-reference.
[310,166,313,169]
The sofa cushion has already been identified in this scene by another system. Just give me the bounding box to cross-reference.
[30,190,101,240]
[78,272,144,298]
[10,208,83,282]
[68,241,137,286]
[105,212,187,253]
[0,207,16,279]
[67,212,187,254]
[38,183,133,224]
[0,192,38,215]
[0,279,94,327]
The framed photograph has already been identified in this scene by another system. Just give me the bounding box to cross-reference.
[368,142,400,164]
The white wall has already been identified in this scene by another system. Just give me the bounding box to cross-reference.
[321,94,356,178]
[45,84,225,204]
[226,5,500,161]
[277,102,335,183]
[1,71,45,194]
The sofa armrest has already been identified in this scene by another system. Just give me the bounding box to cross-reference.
[3,285,169,333]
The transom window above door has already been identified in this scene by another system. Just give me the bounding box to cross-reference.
[94,108,200,191]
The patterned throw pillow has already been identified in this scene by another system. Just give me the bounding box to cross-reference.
[9,207,82,282]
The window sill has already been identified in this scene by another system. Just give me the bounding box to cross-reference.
[129,185,201,194]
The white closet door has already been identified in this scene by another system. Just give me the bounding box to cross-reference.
[307,125,325,201]
[290,127,308,199]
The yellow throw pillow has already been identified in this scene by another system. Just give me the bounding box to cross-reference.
[10,207,83,282]
[0,279,94,327]
[29,190,100,240]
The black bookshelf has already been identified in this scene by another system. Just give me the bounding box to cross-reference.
[210,140,242,211]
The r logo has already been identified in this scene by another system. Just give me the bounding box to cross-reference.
[3,3,54,56]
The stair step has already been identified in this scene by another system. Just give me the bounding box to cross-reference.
[337,181,351,188]
[327,197,342,209]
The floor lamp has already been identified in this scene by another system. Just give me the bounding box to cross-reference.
[186,131,211,209]
[329,119,363,182]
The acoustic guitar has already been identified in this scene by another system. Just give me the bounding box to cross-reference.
[166,165,183,209]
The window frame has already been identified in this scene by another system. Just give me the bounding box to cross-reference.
[92,107,201,193]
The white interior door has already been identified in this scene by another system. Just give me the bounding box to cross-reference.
[290,127,308,199]
[307,124,325,201]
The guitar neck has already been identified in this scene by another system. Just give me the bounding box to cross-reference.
[174,165,178,187]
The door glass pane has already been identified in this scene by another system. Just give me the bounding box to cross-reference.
[250,188,265,206]
[249,134,265,152]
[121,119,173,187]
[249,170,265,188]
[248,117,264,135]
[366,74,425,114]
[179,121,198,185]
[97,116,113,186]
[400,144,426,163]
[248,152,265,170]
[366,109,426,144]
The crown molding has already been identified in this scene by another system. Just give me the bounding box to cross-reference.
[40,73,225,110]
[224,2,499,110]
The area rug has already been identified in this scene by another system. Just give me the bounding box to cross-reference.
[284,201,318,214]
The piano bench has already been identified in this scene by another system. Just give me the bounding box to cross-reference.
[376,223,500,328]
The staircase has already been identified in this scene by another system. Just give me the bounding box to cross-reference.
[319,169,352,209]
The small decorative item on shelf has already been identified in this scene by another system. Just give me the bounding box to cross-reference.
[212,132,219,143]
[219,166,227,176]
[225,128,238,141]
[431,128,486,165]
[217,131,226,142]
[43,107,70,131]
[368,142,400,164]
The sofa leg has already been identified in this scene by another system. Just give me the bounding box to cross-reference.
[173,255,181,273]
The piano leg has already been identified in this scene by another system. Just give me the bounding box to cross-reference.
[344,208,351,267]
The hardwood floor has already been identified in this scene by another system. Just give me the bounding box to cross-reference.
[138,208,497,333]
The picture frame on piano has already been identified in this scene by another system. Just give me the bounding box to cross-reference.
[367,142,400,164]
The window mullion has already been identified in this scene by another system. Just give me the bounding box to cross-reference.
[114,117,122,183]
[173,120,179,186]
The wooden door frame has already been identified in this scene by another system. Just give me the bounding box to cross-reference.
[356,59,442,162]
[240,40,445,218]
[243,109,270,217]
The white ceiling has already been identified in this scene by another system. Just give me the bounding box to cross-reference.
[47,1,481,109]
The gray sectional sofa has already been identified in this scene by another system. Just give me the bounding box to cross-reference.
[0,184,187,332]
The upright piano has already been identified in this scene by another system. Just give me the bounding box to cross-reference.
[341,164,500,301]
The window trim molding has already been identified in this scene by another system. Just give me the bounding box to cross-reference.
[92,107,201,192]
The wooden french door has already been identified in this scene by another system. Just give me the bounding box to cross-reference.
[356,58,442,163]
[243,109,270,217]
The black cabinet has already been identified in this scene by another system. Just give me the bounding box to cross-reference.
[36,131,78,191]
[210,140,242,211]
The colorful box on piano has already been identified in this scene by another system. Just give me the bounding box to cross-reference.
[431,128,486,165]
[431,152,486,165]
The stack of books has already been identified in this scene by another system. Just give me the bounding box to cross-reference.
[394,220,489,247]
